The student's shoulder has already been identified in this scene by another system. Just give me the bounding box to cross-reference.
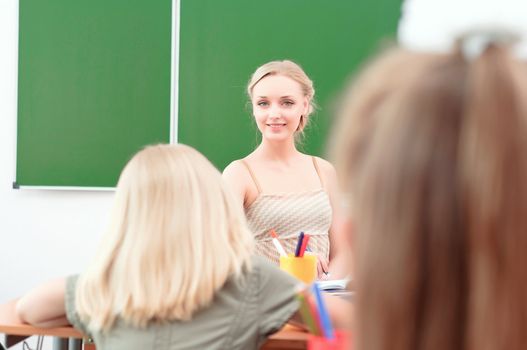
[251,256,300,288]
[251,256,281,278]
[230,257,295,292]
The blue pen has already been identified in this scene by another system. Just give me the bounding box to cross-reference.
[312,282,335,339]
[294,232,305,257]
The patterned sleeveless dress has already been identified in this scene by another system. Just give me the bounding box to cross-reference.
[242,157,332,265]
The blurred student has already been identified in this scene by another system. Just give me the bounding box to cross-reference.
[223,60,348,279]
[332,32,527,350]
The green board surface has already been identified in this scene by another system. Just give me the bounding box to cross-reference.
[16,0,172,188]
[178,0,401,171]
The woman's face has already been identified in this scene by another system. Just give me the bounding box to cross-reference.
[251,74,309,142]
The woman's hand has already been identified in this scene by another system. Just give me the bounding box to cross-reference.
[315,254,330,280]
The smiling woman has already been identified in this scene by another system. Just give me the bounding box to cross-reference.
[251,74,309,143]
[248,61,316,144]
[223,60,350,280]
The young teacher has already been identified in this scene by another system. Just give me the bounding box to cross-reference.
[223,60,348,279]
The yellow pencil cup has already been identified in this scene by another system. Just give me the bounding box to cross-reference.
[279,254,317,284]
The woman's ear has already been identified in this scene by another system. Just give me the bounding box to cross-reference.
[296,98,310,132]
[303,97,310,115]
[296,115,307,132]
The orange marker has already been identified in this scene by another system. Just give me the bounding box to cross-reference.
[269,229,287,257]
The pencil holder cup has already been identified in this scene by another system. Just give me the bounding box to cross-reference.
[279,253,317,284]
[308,330,350,350]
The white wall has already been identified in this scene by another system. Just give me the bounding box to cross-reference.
[399,0,527,56]
[0,0,113,303]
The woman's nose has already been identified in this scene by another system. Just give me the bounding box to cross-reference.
[269,104,281,118]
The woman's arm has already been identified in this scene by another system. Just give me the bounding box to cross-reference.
[15,277,70,328]
[319,158,353,279]
[222,160,251,208]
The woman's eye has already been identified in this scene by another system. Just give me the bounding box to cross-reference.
[283,100,294,106]
[257,101,269,107]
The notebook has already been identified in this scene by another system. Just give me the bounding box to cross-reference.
[317,278,350,291]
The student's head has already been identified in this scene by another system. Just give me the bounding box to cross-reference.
[333,38,527,349]
[76,144,254,331]
[247,60,316,143]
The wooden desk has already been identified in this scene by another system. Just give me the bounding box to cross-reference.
[263,325,309,349]
[0,300,308,349]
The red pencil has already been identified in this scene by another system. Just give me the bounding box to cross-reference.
[298,234,310,257]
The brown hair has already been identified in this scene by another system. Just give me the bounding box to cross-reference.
[333,42,527,350]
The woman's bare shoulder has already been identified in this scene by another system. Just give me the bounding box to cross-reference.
[223,159,244,174]
[312,156,337,177]
[222,159,250,182]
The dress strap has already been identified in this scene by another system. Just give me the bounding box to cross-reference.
[241,159,262,194]
[311,156,325,189]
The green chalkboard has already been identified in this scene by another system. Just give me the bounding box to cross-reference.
[16,0,172,188]
[178,0,401,170]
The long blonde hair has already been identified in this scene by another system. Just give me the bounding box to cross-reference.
[333,42,527,349]
[75,144,254,332]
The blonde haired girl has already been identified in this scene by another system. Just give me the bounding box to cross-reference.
[16,144,307,349]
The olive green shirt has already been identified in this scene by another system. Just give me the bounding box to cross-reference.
[65,256,300,350]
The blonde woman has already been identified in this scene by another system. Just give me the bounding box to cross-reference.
[332,33,527,349]
[15,144,315,349]
[223,60,348,279]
